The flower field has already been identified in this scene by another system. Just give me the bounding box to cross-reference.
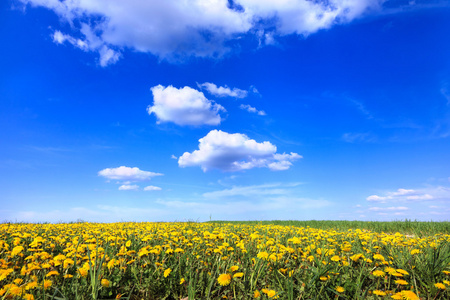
[1,222,449,299]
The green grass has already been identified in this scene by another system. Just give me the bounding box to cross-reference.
[208,220,450,236]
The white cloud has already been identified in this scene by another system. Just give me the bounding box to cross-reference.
[98,45,121,67]
[20,0,385,64]
[147,85,225,126]
[118,184,139,191]
[144,185,162,191]
[369,206,409,212]
[366,186,450,203]
[178,130,301,172]
[198,82,248,98]
[52,30,119,67]
[52,30,88,51]
[98,166,163,182]
[240,104,266,116]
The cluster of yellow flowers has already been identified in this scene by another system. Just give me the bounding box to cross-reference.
[0,222,449,299]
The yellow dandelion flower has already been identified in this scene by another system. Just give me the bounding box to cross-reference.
[320,276,329,281]
[373,270,386,277]
[26,281,38,290]
[443,270,450,275]
[11,246,24,257]
[46,270,60,277]
[391,293,402,300]
[400,290,419,300]
[13,278,23,285]
[385,267,396,275]
[394,279,408,285]
[434,282,446,290]
[396,269,409,275]
[163,268,172,278]
[254,290,261,298]
[373,254,385,261]
[180,278,185,284]
[230,265,239,272]
[64,274,73,279]
[410,249,420,255]
[331,255,340,262]
[350,254,363,262]
[78,268,88,277]
[373,290,386,296]
[43,280,52,290]
[257,252,269,260]
[217,273,232,286]
[63,258,74,269]
[23,294,35,300]
[101,279,110,287]
[335,286,345,293]
[266,290,277,298]
[233,272,244,278]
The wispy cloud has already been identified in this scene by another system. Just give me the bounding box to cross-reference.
[198,83,248,98]
[342,132,375,143]
[144,185,162,191]
[239,104,266,116]
[367,186,450,203]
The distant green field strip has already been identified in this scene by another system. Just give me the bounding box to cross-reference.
[208,220,450,236]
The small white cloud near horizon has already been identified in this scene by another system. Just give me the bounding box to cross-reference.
[369,206,409,212]
[240,104,266,116]
[178,130,301,172]
[98,166,163,182]
[144,185,162,191]
[366,186,450,203]
[118,184,139,191]
[198,82,248,98]
[148,85,225,126]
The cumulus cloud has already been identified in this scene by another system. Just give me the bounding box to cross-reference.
[147,85,225,126]
[239,104,266,116]
[98,166,163,182]
[19,0,386,64]
[144,185,162,191]
[178,130,301,172]
[118,184,139,191]
[198,82,248,98]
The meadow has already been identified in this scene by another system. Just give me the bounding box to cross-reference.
[0,221,449,299]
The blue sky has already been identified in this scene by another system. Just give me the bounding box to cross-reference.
[1,0,450,222]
